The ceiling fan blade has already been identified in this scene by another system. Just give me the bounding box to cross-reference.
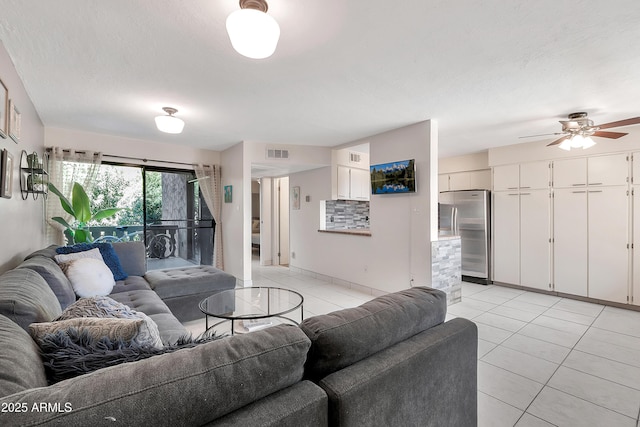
[519,132,562,139]
[592,130,628,139]
[547,135,570,146]
[597,117,640,129]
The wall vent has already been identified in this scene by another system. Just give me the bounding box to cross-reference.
[266,148,289,159]
[349,152,361,163]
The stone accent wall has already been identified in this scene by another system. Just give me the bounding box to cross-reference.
[431,236,462,305]
[324,200,370,230]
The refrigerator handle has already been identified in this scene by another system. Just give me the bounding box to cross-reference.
[452,207,458,235]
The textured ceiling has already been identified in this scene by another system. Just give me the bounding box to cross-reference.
[0,0,639,158]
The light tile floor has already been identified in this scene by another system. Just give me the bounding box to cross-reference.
[185,261,640,427]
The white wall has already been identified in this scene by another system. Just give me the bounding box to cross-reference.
[289,120,435,293]
[45,127,220,169]
[220,141,251,284]
[0,41,46,273]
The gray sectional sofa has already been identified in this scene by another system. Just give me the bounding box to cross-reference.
[0,241,478,426]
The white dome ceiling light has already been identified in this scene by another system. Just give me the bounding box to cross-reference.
[226,0,280,59]
[155,107,185,134]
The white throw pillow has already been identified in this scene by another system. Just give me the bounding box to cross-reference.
[59,258,116,298]
[54,247,104,264]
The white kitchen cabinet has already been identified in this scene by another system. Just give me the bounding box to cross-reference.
[633,153,640,185]
[449,172,470,191]
[493,191,520,284]
[520,161,550,190]
[588,187,629,304]
[337,166,370,201]
[350,168,370,200]
[633,187,640,305]
[553,188,588,297]
[493,165,520,191]
[439,174,449,192]
[553,158,587,188]
[520,190,551,291]
[588,153,629,187]
[337,166,350,199]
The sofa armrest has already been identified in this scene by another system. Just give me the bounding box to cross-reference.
[205,380,328,427]
[0,324,311,426]
[318,318,477,427]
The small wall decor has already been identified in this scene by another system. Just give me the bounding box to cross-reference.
[292,186,300,210]
[8,99,20,143]
[224,185,232,203]
[1,149,14,199]
[0,78,7,139]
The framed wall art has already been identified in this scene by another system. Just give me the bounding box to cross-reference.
[1,149,14,199]
[292,186,300,210]
[224,185,232,203]
[8,99,20,143]
[0,78,7,139]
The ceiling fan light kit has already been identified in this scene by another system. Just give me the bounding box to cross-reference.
[226,0,280,59]
[525,112,640,151]
[155,107,185,134]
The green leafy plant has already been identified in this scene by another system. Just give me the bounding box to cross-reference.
[48,182,122,244]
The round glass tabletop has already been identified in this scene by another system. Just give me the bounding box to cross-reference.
[199,287,304,321]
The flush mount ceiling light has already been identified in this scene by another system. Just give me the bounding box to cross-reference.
[155,107,185,134]
[226,0,280,59]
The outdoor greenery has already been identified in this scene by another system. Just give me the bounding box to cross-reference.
[48,182,122,243]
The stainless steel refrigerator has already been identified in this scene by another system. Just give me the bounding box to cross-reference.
[439,190,491,284]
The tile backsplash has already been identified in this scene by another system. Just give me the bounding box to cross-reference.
[325,200,370,229]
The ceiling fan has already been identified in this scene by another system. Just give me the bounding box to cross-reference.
[520,112,640,151]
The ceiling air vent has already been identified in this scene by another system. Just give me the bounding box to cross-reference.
[349,152,361,163]
[266,148,289,159]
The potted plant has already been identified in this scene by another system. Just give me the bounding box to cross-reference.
[48,182,122,244]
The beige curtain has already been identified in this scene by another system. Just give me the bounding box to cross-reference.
[46,147,103,245]
[194,164,223,270]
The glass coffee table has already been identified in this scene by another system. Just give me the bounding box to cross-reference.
[199,287,304,335]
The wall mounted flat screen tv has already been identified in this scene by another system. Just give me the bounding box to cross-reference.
[370,159,416,194]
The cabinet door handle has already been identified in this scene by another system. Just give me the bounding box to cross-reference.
[520,193,531,195]
[520,186,531,189]
[572,183,586,186]
[588,182,603,186]
[507,187,518,190]
[588,190,603,193]
[508,193,519,196]
[572,191,586,194]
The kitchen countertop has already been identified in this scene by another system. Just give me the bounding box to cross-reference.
[318,229,372,236]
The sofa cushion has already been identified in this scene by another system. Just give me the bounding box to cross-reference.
[0,268,62,331]
[23,245,59,260]
[0,314,48,398]
[108,289,188,344]
[55,296,163,349]
[300,286,447,381]
[112,241,147,276]
[16,256,76,310]
[0,325,311,426]
[144,265,236,299]
[112,275,153,293]
[56,243,128,281]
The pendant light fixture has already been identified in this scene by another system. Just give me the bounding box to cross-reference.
[155,107,185,134]
[226,0,280,59]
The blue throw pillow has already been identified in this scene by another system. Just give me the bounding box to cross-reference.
[56,243,128,281]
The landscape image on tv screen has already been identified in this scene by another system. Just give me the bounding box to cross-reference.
[370,159,416,194]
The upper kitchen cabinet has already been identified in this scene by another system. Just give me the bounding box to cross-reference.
[440,170,491,192]
[520,161,550,189]
[493,164,519,191]
[553,158,587,188]
[587,153,629,186]
[553,154,628,188]
[337,165,370,201]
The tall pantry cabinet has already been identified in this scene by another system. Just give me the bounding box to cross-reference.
[552,154,629,304]
[492,161,551,291]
